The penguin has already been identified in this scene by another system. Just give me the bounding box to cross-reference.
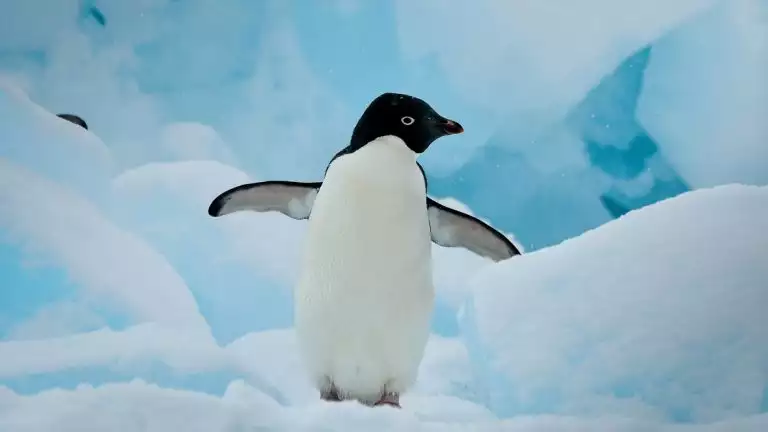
[208,92,521,408]
[56,113,88,130]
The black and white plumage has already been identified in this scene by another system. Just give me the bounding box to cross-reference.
[209,180,519,262]
[209,93,520,262]
[207,92,521,407]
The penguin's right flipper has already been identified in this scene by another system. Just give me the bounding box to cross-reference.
[427,197,521,262]
[208,181,322,220]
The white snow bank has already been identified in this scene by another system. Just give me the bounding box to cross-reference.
[0,324,222,378]
[431,196,522,311]
[1,379,765,431]
[2,179,767,430]
[0,160,210,334]
[0,323,286,402]
[0,379,486,432]
[158,122,238,165]
[0,78,113,200]
[112,160,251,203]
[462,184,768,422]
[225,328,314,404]
[111,160,307,288]
[0,320,481,409]
[411,336,477,401]
[5,301,108,341]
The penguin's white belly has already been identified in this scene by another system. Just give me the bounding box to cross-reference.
[294,138,434,401]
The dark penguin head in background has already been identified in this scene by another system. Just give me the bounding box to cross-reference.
[53,93,462,153]
[350,93,463,154]
[56,113,88,130]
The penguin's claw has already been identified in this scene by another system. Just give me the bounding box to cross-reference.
[373,399,401,408]
[320,384,343,402]
[373,392,400,408]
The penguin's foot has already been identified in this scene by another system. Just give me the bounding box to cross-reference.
[320,383,344,402]
[372,391,400,409]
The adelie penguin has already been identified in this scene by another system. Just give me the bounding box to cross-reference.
[56,113,88,130]
[208,93,521,408]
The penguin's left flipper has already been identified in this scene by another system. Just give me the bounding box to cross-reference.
[427,197,521,262]
[208,181,322,220]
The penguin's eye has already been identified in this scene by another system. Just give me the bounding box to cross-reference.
[401,116,415,126]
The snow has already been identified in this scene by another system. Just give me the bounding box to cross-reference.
[0,78,113,201]
[157,122,238,165]
[637,0,768,188]
[395,0,718,119]
[0,160,210,335]
[1,380,767,431]
[0,324,222,378]
[462,184,768,423]
[1,1,766,430]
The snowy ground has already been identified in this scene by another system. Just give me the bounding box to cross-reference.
[2,380,768,432]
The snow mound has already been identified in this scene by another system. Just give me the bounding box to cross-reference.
[1,380,766,431]
[461,184,768,422]
[0,324,222,378]
[0,79,113,201]
[0,160,210,334]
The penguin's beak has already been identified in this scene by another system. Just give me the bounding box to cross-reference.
[439,118,464,135]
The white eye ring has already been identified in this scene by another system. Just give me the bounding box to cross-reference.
[401,116,415,126]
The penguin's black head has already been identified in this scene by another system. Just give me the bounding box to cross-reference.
[350,92,463,154]
[57,113,88,130]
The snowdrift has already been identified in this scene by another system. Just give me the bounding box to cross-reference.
[462,184,768,422]
[2,184,766,430]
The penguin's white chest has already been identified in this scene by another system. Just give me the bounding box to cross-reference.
[294,136,434,400]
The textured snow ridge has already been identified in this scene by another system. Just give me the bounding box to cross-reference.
[462,184,768,423]
[1,380,767,432]
[0,160,212,335]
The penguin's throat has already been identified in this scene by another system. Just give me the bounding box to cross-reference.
[324,135,424,194]
[366,135,418,160]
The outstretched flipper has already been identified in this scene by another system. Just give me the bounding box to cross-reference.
[208,181,322,219]
[207,182,521,261]
[427,197,521,262]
